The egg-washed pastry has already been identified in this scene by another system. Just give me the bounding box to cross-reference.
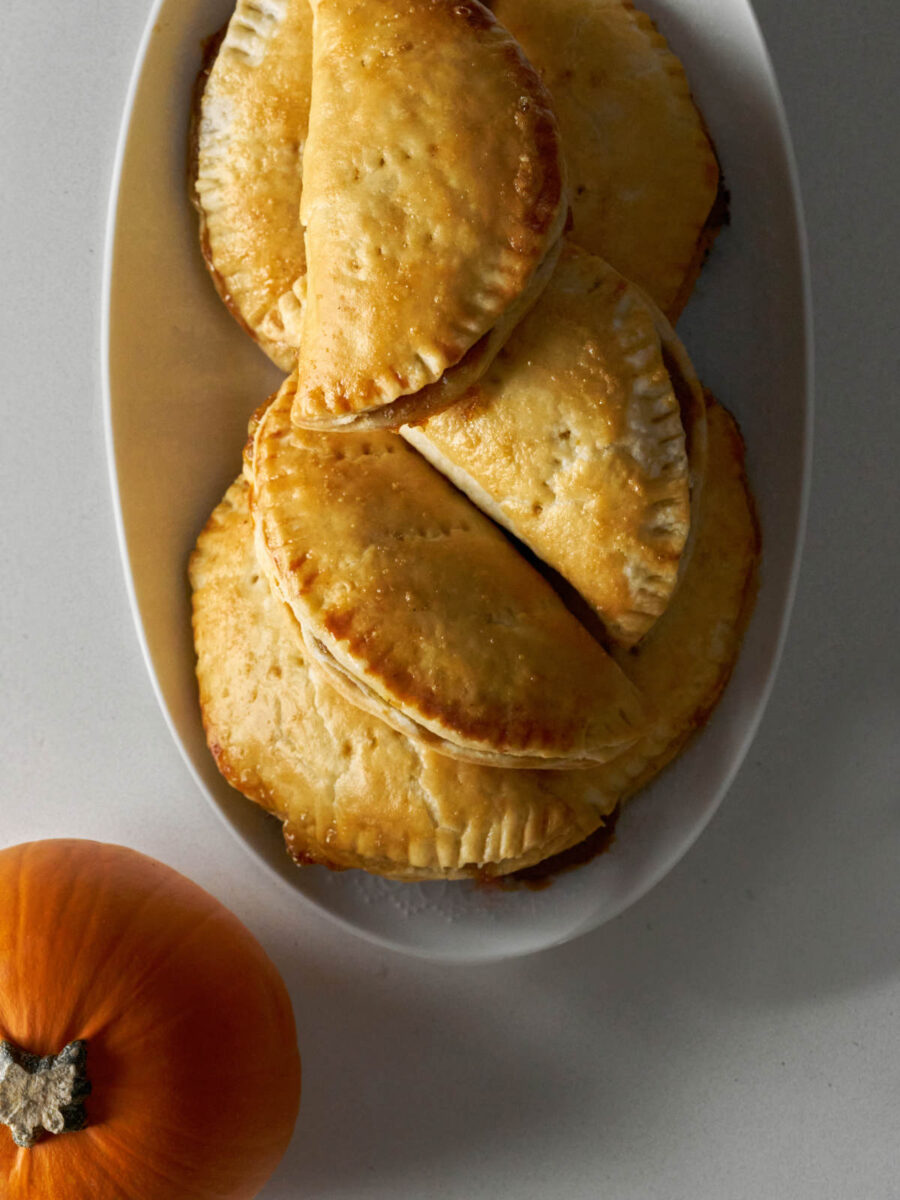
[248,381,648,769]
[191,476,609,880]
[189,399,756,881]
[192,0,313,371]
[289,0,567,430]
[402,244,706,649]
[488,0,722,319]
[282,236,561,433]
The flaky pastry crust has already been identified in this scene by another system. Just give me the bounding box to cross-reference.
[191,477,609,879]
[290,0,567,425]
[249,382,648,767]
[402,244,701,647]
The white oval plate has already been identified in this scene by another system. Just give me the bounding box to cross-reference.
[104,0,811,962]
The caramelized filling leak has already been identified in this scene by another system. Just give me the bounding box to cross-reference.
[479,806,621,891]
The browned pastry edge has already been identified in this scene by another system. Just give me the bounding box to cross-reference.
[280,806,606,882]
[666,166,730,323]
[197,666,605,883]
[483,806,621,889]
[187,25,285,361]
[617,0,727,322]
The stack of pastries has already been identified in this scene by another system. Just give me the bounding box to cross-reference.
[188,0,759,882]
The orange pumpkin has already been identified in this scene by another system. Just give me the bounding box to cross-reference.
[0,840,301,1199]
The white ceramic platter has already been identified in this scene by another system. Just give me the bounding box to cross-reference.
[103,0,811,962]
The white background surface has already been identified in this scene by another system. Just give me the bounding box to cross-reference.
[1,0,897,1196]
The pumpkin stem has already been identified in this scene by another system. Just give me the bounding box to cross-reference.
[0,1039,91,1148]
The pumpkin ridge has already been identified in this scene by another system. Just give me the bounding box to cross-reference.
[73,903,226,1038]
[59,882,174,1047]
[83,1125,206,1200]
[54,1128,145,1200]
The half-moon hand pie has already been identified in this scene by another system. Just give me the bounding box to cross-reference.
[191,477,611,879]
[288,0,567,428]
[402,244,706,648]
[248,380,648,769]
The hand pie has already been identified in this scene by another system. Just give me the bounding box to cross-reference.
[248,381,648,768]
[192,0,313,371]
[290,0,567,429]
[402,244,706,648]
[488,0,722,318]
[191,477,610,880]
[188,399,756,881]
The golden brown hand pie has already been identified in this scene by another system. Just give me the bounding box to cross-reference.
[402,244,706,648]
[189,398,756,881]
[289,0,567,429]
[191,477,610,880]
[487,0,721,318]
[192,0,313,371]
[248,381,648,768]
